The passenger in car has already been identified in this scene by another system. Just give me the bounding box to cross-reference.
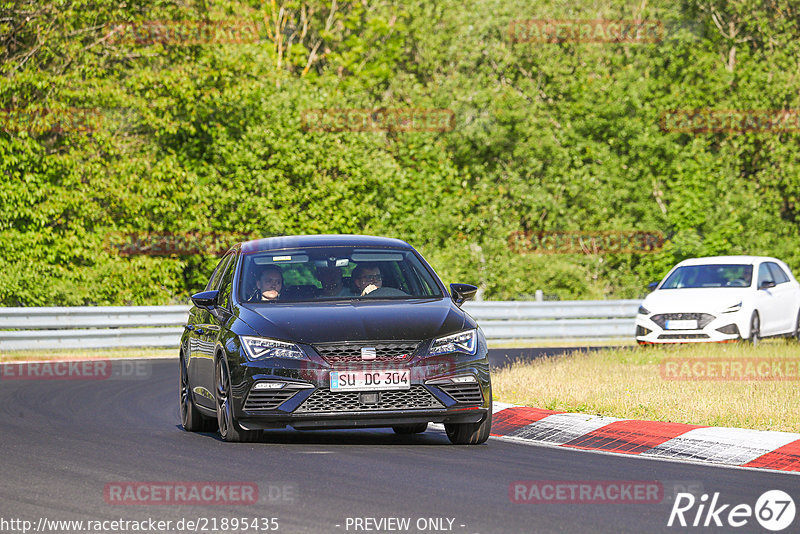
[255,265,283,301]
[315,266,351,297]
[352,263,383,296]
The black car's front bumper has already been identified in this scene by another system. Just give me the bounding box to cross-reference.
[229,345,491,431]
[239,406,489,431]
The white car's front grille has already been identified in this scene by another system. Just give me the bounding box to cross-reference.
[651,313,715,330]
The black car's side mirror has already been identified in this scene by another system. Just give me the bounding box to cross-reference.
[759,280,776,290]
[647,281,659,291]
[450,283,478,307]
[191,290,220,310]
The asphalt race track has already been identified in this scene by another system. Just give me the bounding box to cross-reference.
[2,357,799,534]
[486,346,612,368]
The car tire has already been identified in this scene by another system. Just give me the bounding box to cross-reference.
[180,354,216,432]
[392,423,428,434]
[794,311,800,342]
[749,312,760,347]
[445,401,492,445]
[215,357,260,443]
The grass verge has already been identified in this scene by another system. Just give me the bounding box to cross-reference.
[492,340,800,432]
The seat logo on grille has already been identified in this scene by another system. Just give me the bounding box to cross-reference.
[361,347,377,360]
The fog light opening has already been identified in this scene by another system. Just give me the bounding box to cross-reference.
[253,381,287,390]
[451,375,477,384]
[716,324,740,336]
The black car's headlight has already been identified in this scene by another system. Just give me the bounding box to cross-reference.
[241,336,305,360]
[638,305,650,315]
[428,329,477,356]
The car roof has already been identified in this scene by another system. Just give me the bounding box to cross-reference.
[675,255,783,267]
[240,234,413,254]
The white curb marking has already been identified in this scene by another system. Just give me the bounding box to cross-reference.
[642,427,800,465]
[509,413,624,445]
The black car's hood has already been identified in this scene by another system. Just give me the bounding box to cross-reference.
[238,298,467,344]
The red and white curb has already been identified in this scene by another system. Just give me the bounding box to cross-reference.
[489,402,800,473]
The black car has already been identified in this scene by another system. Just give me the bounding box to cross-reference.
[179,234,492,444]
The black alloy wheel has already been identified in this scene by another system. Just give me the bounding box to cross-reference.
[215,357,260,442]
[180,354,216,432]
[445,401,492,445]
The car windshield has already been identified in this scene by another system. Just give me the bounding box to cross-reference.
[660,264,753,289]
[238,246,444,303]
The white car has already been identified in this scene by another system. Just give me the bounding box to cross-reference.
[635,256,800,345]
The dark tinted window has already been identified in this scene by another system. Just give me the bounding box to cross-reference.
[661,264,753,289]
[218,251,238,309]
[205,252,233,291]
[767,262,790,284]
[238,246,443,303]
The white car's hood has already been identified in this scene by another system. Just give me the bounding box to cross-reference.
[643,288,749,314]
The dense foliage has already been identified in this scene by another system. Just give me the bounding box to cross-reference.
[1,0,799,305]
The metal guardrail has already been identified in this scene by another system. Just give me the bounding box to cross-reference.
[0,305,190,330]
[0,300,640,350]
[463,300,639,339]
[0,306,190,351]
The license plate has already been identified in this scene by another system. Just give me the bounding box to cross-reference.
[665,319,698,330]
[330,370,410,391]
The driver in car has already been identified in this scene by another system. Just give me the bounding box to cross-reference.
[255,265,283,301]
[352,263,383,296]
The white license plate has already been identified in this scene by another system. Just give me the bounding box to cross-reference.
[330,370,410,391]
[665,319,698,330]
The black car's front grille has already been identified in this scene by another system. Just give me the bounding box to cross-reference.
[651,313,715,330]
[244,387,303,411]
[657,333,710,340]
[294,386,443,413]
[438,383,483,404]
[313,341,421,364]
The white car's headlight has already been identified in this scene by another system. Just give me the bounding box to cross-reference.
[638,305,650,315]
[722,302,742,314]
[241,336,305,360]
[429,329,477,356]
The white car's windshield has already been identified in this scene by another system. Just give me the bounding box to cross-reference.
[661,264,753,289]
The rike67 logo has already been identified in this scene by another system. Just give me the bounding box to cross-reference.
[668,490,796,531]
